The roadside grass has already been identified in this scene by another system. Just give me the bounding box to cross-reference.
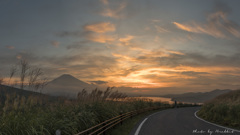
[197,90,240,130]
[197,104,240,130]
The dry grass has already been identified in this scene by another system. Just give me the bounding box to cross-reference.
[198,90,240,129]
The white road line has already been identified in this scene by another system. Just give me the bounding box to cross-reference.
[134,109,170,135]
[134,118,148,135]
[194,110,240,133]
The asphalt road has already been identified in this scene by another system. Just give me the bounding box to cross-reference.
[129,107,240,135]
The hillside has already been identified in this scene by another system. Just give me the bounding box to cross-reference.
[205,89,240,105]
[0,85,42,96]
[0,84,52,104]
[162,89,231,103]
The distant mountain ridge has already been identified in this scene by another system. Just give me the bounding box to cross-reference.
[0,84,52,104]
[0,84,43,96]
[43,74,97,98]
[162,89,232,103]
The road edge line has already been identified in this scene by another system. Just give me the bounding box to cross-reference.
[134,108,172,135]
[194,110,240,133]
[134,118,148,135]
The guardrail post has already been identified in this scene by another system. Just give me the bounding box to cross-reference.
[56,129,61,135]
[103,123,106,135]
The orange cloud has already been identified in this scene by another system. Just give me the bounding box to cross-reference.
[119,35,134,45]
[173,22,196,32]
[110,67,180,88]
[112,53,137,62]
[86,33,116,43]
[84,22,115,33]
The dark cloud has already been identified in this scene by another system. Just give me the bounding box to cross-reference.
[180,71,210,76]
[89,80,108,85]
[5,45,15,49]
[135,51,240,68]
[214,1,232,14]
[187,73,240,88]
[56,31,84,37]
[51,41,59,47]
[66,40,90,49]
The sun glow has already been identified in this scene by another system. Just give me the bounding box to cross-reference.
[115,67,179,88]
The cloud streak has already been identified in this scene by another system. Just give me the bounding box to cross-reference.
[57,21,117,44]
[89,80,108,85]
[100,1,127,19]
[155,25,170,33]
[84,22,115,33]
[5,46,15,49]
[173,3,240,39]
[118,35,134,45]
[86,33,116,43]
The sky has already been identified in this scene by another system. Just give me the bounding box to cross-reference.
[1,0,240,95]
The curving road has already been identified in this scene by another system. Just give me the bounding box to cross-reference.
[129,107,240,135]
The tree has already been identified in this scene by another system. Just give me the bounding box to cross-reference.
[28,67,43,90]
[8,65,17,86]
[19,59,30,90]
[33,77,48,93]
[6,59,49,93]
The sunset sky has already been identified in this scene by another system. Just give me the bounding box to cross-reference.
[1,0,240,95]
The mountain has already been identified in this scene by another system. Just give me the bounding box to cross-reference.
[206,89,240,105]
[43,74,96,98]
[162,89,232,103]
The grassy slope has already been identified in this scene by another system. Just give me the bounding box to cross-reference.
[0,85,62,104]
[198,90,240,129]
